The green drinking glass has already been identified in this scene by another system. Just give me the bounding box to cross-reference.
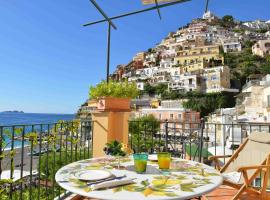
[133,153,148,173]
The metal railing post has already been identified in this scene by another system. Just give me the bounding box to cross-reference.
[165,119,168,152]
[199,118,205,163]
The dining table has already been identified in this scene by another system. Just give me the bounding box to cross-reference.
[55,155,223,200]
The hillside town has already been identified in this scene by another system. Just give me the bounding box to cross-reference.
[78,11,270,126]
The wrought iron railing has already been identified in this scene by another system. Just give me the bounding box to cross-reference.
[129,120,270,164]
[1,119,269,199]
[0,120,93,200]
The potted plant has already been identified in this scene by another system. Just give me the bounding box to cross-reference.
[89,80,139,111]
[103,140,127,169]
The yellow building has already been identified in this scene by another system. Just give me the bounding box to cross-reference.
[151,99,160,108]
[175,45,224,73]
[133,52,145,62]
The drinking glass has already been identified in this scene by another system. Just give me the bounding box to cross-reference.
[157,152,171,170]
[133,153,148,173]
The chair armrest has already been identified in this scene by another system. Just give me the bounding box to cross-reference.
[238,165,270,172]
[209,155,232,171]
[209,155,232,160]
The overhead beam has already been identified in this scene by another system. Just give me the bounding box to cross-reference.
[154,0,162,20]
[89,0,117,30]
[83,0,191,27]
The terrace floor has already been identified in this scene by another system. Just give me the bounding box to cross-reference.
[201,185,270,200]
[69,185,270,200]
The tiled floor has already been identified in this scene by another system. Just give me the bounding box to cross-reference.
[200,185,270,200]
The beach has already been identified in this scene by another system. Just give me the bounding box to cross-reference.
[1,146,39,172]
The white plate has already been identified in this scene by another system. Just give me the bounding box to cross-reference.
[148,154,158,161]
[74,170,112,181]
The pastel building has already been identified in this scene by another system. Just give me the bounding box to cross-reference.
[139,108,200,131]
[202,66,238,93]
[175,45,224,73]
[252,40,270,57]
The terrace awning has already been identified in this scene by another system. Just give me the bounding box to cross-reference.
[141,0,180,5]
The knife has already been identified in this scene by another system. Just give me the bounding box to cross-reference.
[87,174,127,186]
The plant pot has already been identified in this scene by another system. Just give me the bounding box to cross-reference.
[97,97,131,112]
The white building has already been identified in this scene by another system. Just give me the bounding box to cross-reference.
[136,82,145,91]
[221,38,242,53]
[243,20,269,30]
[236,74,270,123]
[202,11,219,22]
[168,74,200,92]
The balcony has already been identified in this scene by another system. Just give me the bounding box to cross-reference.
[0,120,269,199]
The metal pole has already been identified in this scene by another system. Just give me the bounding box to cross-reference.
[205,0,209,13]
[165,119,168,152]
[83,0,191,27]
[106,23,111,83]
[154,0,162,19]
[89,0,117,30]
[199,118,205,163]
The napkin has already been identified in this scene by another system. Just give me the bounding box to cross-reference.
[90,178,135,191]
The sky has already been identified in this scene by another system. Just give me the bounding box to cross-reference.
[0,0,269,114]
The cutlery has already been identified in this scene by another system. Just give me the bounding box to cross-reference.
[87,174,127,186]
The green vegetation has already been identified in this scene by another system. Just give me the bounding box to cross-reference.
[220,15,235,28]
[129,115,162,153]
[142,83,168,96]
[0,120,88,200]
[224,45,270,85]
[103,140,126,156]
[89,80,139,99]
[0,187,57,200]
[182,92,236,117]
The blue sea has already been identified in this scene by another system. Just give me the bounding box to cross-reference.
[0,113,75,149]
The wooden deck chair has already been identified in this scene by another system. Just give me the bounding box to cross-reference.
[209,132,270,200]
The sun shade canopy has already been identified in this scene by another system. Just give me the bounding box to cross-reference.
[141,0,179,5]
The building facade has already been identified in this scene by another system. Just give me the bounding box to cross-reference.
[252,40,270,57]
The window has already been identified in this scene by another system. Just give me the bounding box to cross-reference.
[191,114,196,122]
[159,114,162,119]
[170,114,174,119]
[178,114,181,119]
[211,75,217,80]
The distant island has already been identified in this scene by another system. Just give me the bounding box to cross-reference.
[1,111,24,113]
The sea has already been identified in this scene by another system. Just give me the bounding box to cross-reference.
[0,112,75,149]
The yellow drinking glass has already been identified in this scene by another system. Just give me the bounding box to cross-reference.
[157,152,171,170]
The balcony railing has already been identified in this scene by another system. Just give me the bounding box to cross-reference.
[0,120,92,200]
[129,120,270,164]
[1,119,270,199]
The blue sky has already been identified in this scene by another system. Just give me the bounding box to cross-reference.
[0,0,269,114]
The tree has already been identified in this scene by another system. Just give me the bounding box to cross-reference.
[144,83,156,95]
[261,65,270,74]
[221,15,235,28]
[182,92,236,117]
